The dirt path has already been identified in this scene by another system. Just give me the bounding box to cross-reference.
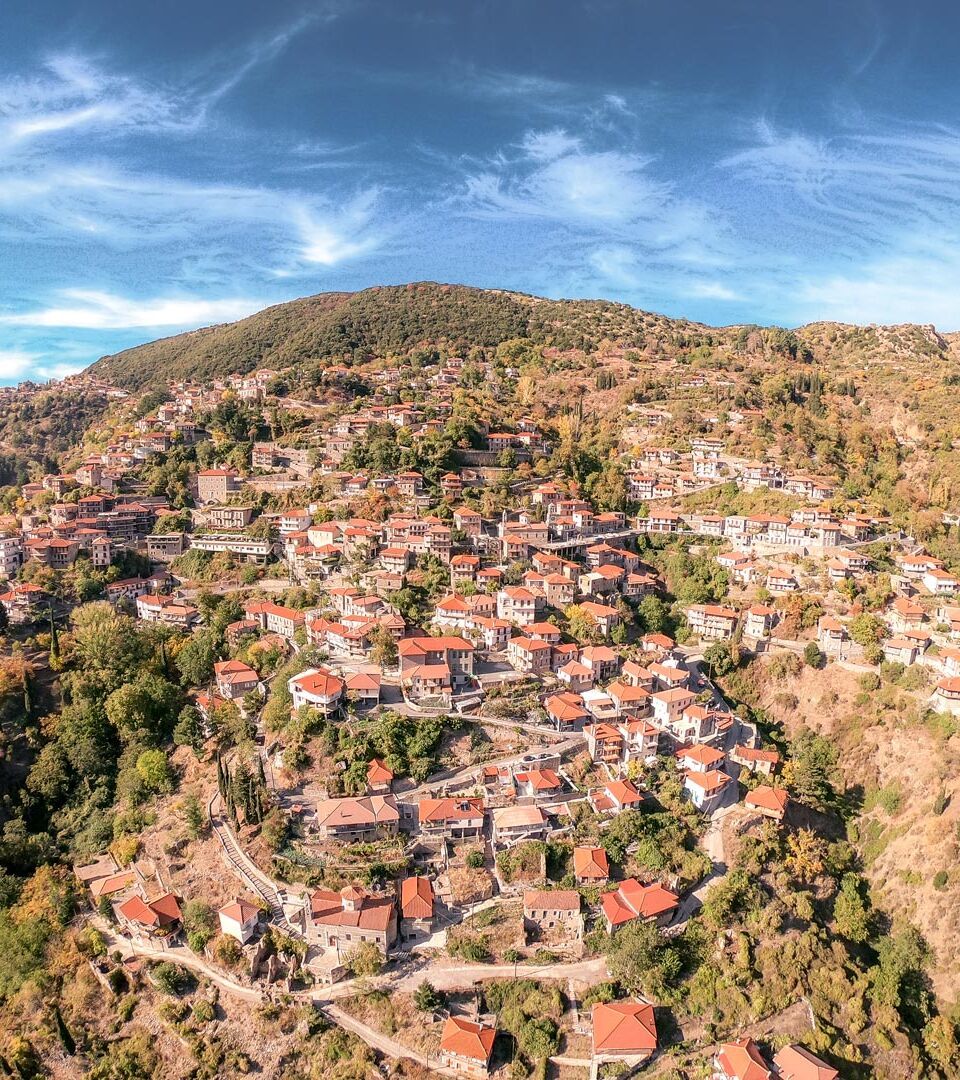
[321,1004,452,1073]
[94,922,263,1003]
[393,955,608,992]
[674,805,733,926]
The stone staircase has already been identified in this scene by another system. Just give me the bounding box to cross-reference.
[208,794,300,936]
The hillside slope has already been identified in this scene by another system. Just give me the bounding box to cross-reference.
[86,281,960,393]
[84,282,729,390]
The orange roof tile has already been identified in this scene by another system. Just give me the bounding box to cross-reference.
[592,1001,657,1054]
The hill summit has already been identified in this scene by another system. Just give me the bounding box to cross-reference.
[86,280,960,392]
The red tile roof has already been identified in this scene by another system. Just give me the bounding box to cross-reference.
[717,1037,773,1080]
[573,846,609,880]
[440,1017,496,1063]
[601,879,678,927]
[592,1001,657,1054]
[400,876,434,920]
[772,1046,838,1080]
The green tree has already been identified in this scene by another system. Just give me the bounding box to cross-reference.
[151,961,194,995]
[703,640,736,677]
[834,873,871,943]
[105,673,182,745]
[803,641,825,668]
[175,629,219,687]
[369,624,399,670]
[604,918,684,999]
[135,749,175,795]
[413,980,445,1012]
[849,612,887,646]
[783,727,838,809]
[180,793,205,839]
[173,705,205,752]
[345,941,384,977]
[564,604,601,645]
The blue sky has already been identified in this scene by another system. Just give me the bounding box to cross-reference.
[2,0,960,382]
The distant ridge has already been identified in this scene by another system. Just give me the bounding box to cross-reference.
[85,281,960,392]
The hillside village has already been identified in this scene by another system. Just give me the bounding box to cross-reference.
[3,288,960,1078]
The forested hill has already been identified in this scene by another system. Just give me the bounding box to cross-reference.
[83,282,715,391]
[86,280,960,393]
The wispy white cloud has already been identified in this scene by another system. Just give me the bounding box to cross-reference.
[721,116,960,325]
[0,290,267,330]
[293,188,384,267]
[461,127,722,257]
[0,53,192,144]
[0,349,39,380]
[0,16,321,147]
[464,131,663,226]
[194,13,324,122]
[0,24,389,299]
[688,281,742,302]
[520,128,582,163]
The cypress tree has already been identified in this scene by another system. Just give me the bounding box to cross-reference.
[48,606,59,663]
[53,1007,76,1055]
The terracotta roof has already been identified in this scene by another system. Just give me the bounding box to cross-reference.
[592,1000,657,1054]
[573,846,609,880]
[734,745,780,764]
[716,1038,773,1080]
[515,768,561,792]
[418,797,484,823]
[678,744,725,767]
[546,692,588,722]
[440,1017,496,1063]
[366,758,394,784]
[219,899,259,923]
[524,888,580,912]
[90,871,136,898]
[117,891,181,928]
[400,875,434,920]
[309,888,395,932]
[606,779,644,807]
[745,785,790,817]
[347,672,381,692]
[772,1046,839,1080]
[291,669,344,698]
[314,795,399,829]
[684,768,733,794]
[601,879,678,926]
[214,659,259,685]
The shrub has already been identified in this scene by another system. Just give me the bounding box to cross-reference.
[933,871,949,890]
[447,930,490,962]
[803,642,825,668]
[344,942,384,978]
[212,935,242,968]
[413,980,445,1012]
[191,999,215,1024]
[117,994,137,1021]
[466,850,485,870]
[158,1000,189,1024]
[151,961,194,996]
